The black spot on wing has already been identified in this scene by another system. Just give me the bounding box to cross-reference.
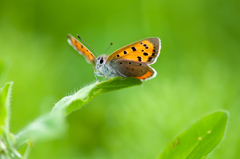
[148,57,153,62]
[131,47,137,51]
[137,56,142,62]
[143,53,148,56]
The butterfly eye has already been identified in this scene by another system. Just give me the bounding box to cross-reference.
[100,58,104,64]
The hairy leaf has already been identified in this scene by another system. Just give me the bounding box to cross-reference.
[51,77,141,115]
[0,82,13,135]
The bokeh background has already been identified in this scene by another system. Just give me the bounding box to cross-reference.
[0,0,239,158]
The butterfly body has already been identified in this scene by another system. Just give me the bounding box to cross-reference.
[95,55,118,78]
[67,34,161,81]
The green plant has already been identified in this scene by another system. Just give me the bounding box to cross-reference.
[0,79,228,158]
[0,78,141,158]
[159,111,228,159]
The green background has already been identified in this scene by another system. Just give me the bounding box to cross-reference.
[0,0,239,158]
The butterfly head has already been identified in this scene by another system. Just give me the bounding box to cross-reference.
[96,55,107,69]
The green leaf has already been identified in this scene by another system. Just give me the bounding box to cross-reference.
[15,113,66,148]
[159,110,228,159]
[0,82,13,135]
[51,77,141,115]
[0,82,21,158]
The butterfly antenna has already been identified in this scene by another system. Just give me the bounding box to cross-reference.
[77,34,99,56]
[104,42,113,54]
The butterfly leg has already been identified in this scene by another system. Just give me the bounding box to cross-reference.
[94,73,99,82]
[94,71,104,82]
[94,72,100,82]
[116,70,127,78]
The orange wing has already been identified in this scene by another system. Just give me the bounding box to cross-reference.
[106,38,161,64]
[67,34,96,66]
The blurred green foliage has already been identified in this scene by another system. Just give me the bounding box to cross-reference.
[0,0,239,158]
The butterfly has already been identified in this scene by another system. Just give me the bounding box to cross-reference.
[67,34,161,81]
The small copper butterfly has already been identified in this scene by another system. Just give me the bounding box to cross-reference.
[67,34,161,81]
